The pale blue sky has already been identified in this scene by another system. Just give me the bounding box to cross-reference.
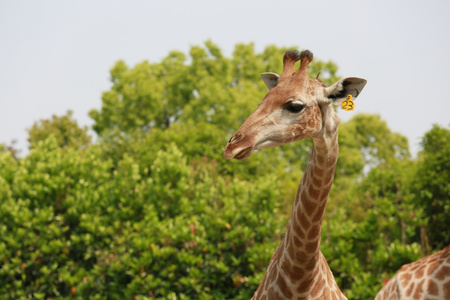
[1,0,449,157]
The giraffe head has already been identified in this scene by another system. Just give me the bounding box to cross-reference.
[224,50,367,160]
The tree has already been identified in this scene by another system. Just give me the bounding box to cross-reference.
[412,124,450,250]
[27,110,91,150]
[0,140,21,160]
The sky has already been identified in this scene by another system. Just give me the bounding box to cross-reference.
[1,0,449,157]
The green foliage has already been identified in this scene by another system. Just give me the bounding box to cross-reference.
[412,124,450,249]
[27,110,91,150]
[1,42,449,299]
[339,114,410,168]
[0,135,287,299]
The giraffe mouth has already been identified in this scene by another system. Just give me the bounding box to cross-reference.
[234,147,254,160]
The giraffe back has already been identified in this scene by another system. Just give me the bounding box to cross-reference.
[375,245,450,300]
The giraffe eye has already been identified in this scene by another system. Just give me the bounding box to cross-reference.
[284,101,305,113]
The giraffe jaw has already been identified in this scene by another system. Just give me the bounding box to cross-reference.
[222,146,254,160]
[233,146,254,160]
[224,138,281,160]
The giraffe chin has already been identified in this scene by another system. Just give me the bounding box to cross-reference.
[234,147,254,160]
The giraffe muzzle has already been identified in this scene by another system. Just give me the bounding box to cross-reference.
[223,143,254,160]
[233,146,254,160]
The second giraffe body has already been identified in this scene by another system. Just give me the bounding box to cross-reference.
[223,50,366,299]
[375,245,450,300]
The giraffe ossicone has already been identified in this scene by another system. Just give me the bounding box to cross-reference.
[224,49,366,299]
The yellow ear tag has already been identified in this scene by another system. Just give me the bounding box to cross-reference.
[341,94,355,111]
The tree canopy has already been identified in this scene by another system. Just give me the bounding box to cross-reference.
[0,41,449,299]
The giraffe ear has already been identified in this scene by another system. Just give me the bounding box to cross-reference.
[323,77,367,106]
[261,72,280,90]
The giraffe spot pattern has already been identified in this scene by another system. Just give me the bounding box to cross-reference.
[427,278,439,296]
[435,265,450,281]
[296,275,314,293]
[415,266,424,279]
[312,203,326,223]
[283,262,305,284]
[405,282,415,297]
[443,280,450,298]
[277,274,293,299]
[299,212,312,231]
[375,246,450,299]
[302,195,317,216]
[426,260,441,276]
[413,279,424,299]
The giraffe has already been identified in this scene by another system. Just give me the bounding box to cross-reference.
[223,49,366,299]
[375,245,450,300]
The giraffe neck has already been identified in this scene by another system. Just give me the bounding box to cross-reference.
[281,128,339,284]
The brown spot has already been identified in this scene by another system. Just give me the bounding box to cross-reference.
[299,188,307,202]
[311,170,326,186]
[415,266,424,278]
[300,213,312,231]
[282,259,305,283]
[267,287,276,299]
[316,154,324,165]
[312,202,326,223]
[295,250,310,263]
[322,173,334,187]
[313,165,324,178]
[413,279,424,299]
[427,279,439,296]
[302,198,317,216]
[305,256,317,271]
[305,240,319,255]
[287,238,295,259]
[443,280,450,298]
[277,274,293,299]
[310,280,323,298]
[400,272,412,286]
[306,85,315,96]
[435,266,450,281]
[296,225,306,239]
[307,226,320,240]
[426,261,441,276]
[267,270,278,286]
[315,177,325,189]
[405,282,415,297]
[296,276,314,292]
[409,263,420,272]
[293,235,303,248]
[307,118,317,129]
[309,186,320,199]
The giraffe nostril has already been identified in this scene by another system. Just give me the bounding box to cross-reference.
[229,133,244,144]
